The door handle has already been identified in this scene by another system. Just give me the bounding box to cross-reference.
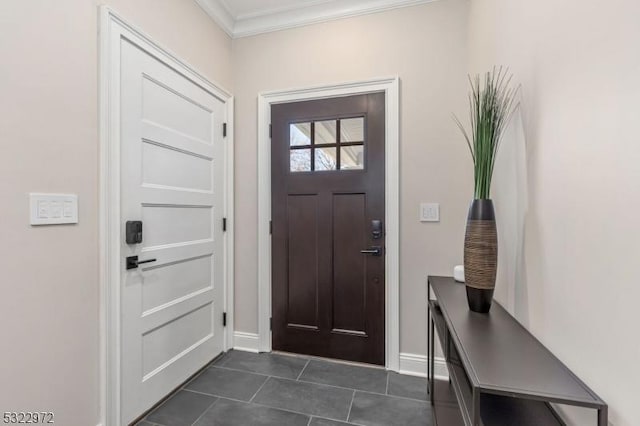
[126,255,157,270]
[360,246,382,256]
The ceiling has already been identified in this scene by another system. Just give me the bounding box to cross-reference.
[195,0,436,38]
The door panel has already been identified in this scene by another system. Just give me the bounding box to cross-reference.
[141,75,214,143]
[142,142,213,191]
[271,93,385,365]
[141,257,212,311]
[332,193,367,335]
[143,206,212,246]
[142,303,213,376]
[120,39,225,424]
[286,194,320,330]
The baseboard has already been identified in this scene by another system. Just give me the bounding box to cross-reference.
[233,331,260,353]
[399,352,449,380]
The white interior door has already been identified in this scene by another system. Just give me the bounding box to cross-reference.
[120,38,226,424]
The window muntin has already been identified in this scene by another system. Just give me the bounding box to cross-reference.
[289,117,365,172]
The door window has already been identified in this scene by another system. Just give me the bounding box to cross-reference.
[289,117,365,172]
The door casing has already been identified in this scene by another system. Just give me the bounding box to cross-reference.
[99,7,234,426]
[257,77,400,371]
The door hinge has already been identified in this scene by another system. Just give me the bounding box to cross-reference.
[270,317,272,331]
[223,312,227,327]
[223,217,227,232]
[223,122,227,137]
[269,220,272,235]
[269,124,272,138]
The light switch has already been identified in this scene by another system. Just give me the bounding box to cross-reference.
[420,203,440,222]
[63,201,73,218]
[37,200,50,219]
[51,201,62,218]
[30,193,78,225]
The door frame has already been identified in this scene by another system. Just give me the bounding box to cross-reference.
[98,7,234,426]
[257,77,400,371]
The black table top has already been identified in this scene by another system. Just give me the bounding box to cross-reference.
[428,276,605,407]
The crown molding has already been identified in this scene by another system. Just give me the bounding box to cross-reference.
[196,0,438,38]
[195,0,234,37]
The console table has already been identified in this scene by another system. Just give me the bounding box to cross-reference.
[427,276,607,426]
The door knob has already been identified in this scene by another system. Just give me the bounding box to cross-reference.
[360,246,382,256]
[126,255,157,270]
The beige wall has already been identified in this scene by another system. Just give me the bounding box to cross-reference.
[468,0,640,425]
[232,0,471,355]
[0,1,231,425]
[5,0,634,424]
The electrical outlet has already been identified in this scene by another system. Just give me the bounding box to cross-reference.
[420,203,440,222]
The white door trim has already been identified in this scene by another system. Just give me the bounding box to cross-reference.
[257,77,400,371]
[98,7,234,426]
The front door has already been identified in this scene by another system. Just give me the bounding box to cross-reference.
[120,39,226,424]
[271,93,385,365]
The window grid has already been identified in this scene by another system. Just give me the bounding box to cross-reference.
[289,117,365,172]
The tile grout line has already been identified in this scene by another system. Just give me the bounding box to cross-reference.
[182,388,221,398]
[249,375,271,403]
[187,393,257,405]
[346,389,356,423]
[209,363,296,380]
[189,397,220,426]
[182,391,342,422]
[167,380,420,424]
[185,366,427,404]
[166,353,426,426]
[250,400,349,424]
[294,377,360,392]
[180,358,218,391]
[147,351,418,426]
[207,361,410,396]
[208,364,269,378]
[297,359,311,381]
[295,377,428,403]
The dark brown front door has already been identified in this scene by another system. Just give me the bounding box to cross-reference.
[271,93,385,365]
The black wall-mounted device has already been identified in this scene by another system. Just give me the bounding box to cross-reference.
[126,221,143,244]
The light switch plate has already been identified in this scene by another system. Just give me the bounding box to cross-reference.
[30,193,78,225]
[420,203,440,222]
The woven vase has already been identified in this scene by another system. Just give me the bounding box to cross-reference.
[463,199,498,313]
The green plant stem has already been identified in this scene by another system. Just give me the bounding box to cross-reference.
[453,67,519,200]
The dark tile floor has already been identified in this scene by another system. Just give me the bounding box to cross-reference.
[136,350,436,426]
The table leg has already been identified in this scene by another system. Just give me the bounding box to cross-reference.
[427,300,431,395]
[472,388,480,426]
[430,317,435,404]
[598,406,608,426]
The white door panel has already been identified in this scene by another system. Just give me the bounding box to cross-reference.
[141,78,213,143]
[142,206,212,247]
[120,38,225,425]
[141,256,212,311]
[141,121,215,159]
[142,142,213,191]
